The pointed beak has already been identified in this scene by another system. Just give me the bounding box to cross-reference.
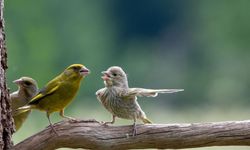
[13,78,22,85]
[80,67,90,76]
[101,71,111,80]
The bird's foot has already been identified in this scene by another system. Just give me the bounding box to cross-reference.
[132,128,137,136]
[101,121,113,126]
[67,118,100,123]
[47,124,59,136]
[67,118,79,123]
[61,116,79,123]
[64,116,76,120]
[132,124,137,136]
[79,119,100,123]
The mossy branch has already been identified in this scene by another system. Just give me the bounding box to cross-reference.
[12,120,250,150]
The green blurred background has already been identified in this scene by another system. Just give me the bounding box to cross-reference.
[5,0,250,149]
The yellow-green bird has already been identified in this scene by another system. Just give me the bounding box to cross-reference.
[16,64,90,134]
[11,77,38,131]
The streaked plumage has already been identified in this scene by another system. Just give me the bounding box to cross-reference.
[96,66,183,136]
[11,77,38,131]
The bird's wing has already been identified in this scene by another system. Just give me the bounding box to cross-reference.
[95,88,105,102]
[28,80,60,105]
[95,88,105,96]
[123,88,184,97]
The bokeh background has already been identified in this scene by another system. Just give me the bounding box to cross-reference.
[5,0,250,150]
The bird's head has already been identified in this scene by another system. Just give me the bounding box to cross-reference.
[13,77,38,97]
[63,64,90,80]
[101,66,128,88]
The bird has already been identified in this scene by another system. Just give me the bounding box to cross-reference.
[11,77,38,131]
[15,64,90,134]
[96,66,184,136]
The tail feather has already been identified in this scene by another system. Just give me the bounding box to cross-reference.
[142,117,152,124]
[13,105,33,116]
[155,89,184,94]
[150,89,184,97]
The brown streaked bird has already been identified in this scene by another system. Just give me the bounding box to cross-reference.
[96,66,184,136]
[15,64,90,134]
[11,77,38,131]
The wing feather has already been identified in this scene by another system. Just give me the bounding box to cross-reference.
[122,88,184,98]
[28,82,60,105]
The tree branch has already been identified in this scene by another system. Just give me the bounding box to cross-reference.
[12,120,250,150]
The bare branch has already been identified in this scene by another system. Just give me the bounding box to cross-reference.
[12,120,250,150]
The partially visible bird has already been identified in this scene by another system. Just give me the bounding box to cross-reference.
[15,64,90,134]
[96,66,184,136]
[11,77,38,131]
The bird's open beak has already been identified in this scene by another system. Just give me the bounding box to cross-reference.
[80,67,90,76]
[101,71,111,81]
[13,78,22,85]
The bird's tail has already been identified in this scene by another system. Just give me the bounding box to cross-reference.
[132,88,184,97]
[13,105,34,116]
[150,89,184,97]
[141,117,152,124]
[155,89,184,94]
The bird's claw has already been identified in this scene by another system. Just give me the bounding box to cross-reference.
[132,123,137,136]
[61,115,78,122]
[80,119,100,123]
[46,124,59,136]
[67,118,79,123]
[101,121,112,126]
[132,127,137,136]
[67,119,101,123]
[51,129,59,136]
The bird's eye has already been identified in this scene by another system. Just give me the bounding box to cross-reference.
[113,73,117,77]
[24,81,31,86]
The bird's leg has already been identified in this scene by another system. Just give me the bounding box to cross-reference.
[103,115,116,125]
[59,109,76,120]
[59,110,99,123]
[46,112,58,135]
[132,118,137,136]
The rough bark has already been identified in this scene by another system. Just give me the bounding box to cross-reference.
[0,0,14,149]
[12,120,250,150]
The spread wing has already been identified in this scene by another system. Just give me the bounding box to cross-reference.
[28,78,61,105]
[95,88,106,102]
[121,88,184,98]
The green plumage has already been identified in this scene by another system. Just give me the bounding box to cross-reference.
[16,64,90,134]
[28,75,82,114]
